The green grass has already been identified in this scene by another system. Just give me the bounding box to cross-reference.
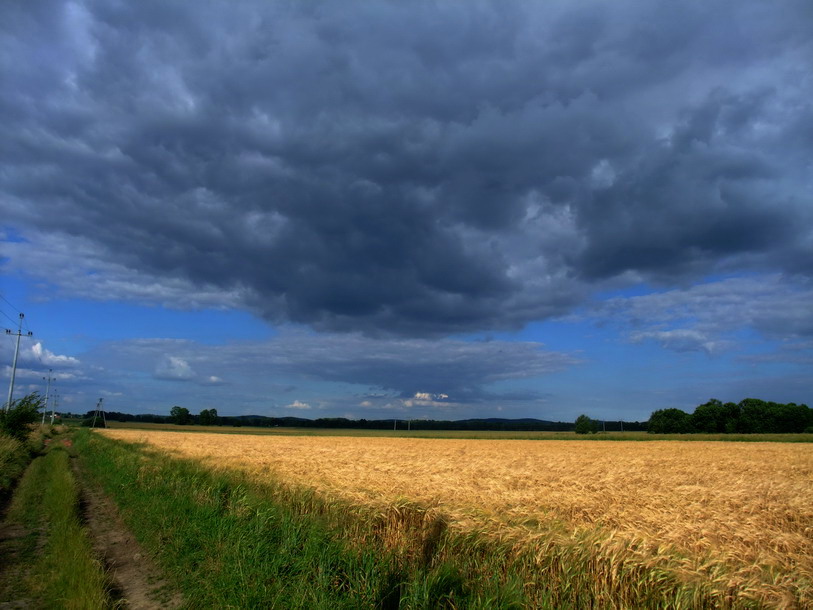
[0,433,29,493]
[1,425,65,496]
[74,429,740,608]
[105,420,813,442]
[4,444,112,609]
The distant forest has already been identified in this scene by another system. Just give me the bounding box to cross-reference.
[66,397,812,434]
[648,399,812,434]
[74,409,646,432]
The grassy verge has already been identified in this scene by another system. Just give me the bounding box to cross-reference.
[73,429,744,608]
[0,433,29,494]
[2,443,112,608]
[1,424,75,492]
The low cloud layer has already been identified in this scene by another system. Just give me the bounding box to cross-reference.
[85,331,578,406]
[595,275,813,353]
[2,0,811,337]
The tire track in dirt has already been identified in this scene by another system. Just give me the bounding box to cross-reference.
[0,455,41,609]
[0,515,36,608]
[71,457,183,610]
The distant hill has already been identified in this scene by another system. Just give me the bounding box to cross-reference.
[86,411,643,432]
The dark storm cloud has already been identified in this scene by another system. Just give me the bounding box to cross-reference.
[1,0,811,335]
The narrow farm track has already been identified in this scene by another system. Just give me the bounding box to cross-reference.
[0,522,36,609]
[0,459,37,610]
[71,458,183,610]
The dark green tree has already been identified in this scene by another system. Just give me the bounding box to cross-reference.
[199,408,219,426]
[736,399,812,433]
[775,403,812,433]
[0,393,43,440]
[574,414,598,434]
[170,405,191,425]
[647,408,692,434]
[690,399,728,433]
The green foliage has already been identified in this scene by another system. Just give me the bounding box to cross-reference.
[170,405,191,425]
[0,393,43,440]
[574,414,598,434]
[649,399,813,434]
[647,408,692,434]
[198,408,218,426]
[0,433,28,492]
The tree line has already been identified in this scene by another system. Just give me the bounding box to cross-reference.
[80,397,811,434]
[647,398,812,434]
[91,407,648,432]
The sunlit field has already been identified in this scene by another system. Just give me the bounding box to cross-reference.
[101,429,813,605]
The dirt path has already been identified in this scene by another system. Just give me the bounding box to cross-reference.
[71,458,183,610]
[0,458,40,610]
[0,514,36,609]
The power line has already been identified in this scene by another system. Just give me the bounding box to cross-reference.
[0,294,32,334]
[1,297,66,417]
[0,293,22,314]
[0,307,17,327]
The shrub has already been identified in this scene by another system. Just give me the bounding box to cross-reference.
[0,393,44,441]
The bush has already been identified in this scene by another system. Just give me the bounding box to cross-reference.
[0,393,44,441]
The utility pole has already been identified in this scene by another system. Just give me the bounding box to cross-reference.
[40,370,53,426]
[91,398,105,428]
[48,374,57,425]
[52,392,59,423]
[5,313,33,411]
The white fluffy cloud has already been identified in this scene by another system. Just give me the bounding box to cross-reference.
[154,355,195,381]
[30,342,81,367]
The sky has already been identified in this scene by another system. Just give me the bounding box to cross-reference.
[1,0,811,422]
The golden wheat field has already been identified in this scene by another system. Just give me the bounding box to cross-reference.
[101,429,813,604]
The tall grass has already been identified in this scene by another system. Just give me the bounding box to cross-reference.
[73,429,745,608]
[5,446,112,609]
[0,433,28,493]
